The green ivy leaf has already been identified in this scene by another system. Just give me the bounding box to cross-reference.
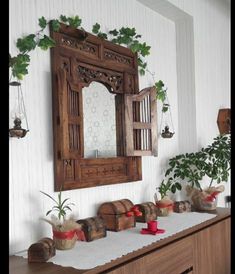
[67,15,82,28]
[130,42,141,53]
[97,32,108,39]
[119,27,136,37]
[140,42,151,56]
[16,34,36,53]
[9,54,17,67]
[156,90,166,102]
[162,105,168,113]
[51,19,61,32]
[122,36,133,45]
[60,15,68,23]
[38,35,56,50]
[109,29,118,36]
[12,62,29,80]
[38,16,47,29]
[92,23,100,34]
[10,53,31,80]
[155,80,164,89]
[17,53,30,63]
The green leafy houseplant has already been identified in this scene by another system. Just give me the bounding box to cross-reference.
[157,179,182,200]
[154,173,181,217]
[40,190,81,250]
[40,190,75,221]
[161,134,231,210]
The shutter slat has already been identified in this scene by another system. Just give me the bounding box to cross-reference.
[57,69,84,159]
[124,87,158,156]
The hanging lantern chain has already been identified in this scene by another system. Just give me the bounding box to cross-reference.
[19,83,29,131]
[164,94,175,134]
[146,68,175,138]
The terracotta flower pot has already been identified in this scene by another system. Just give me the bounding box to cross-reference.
[186,185,225,211]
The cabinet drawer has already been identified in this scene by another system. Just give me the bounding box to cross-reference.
[108,235,194,274]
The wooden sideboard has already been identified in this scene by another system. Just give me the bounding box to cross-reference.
[9,208,230,274]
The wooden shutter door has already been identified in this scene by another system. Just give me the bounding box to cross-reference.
[57,69,84,159]
[124,87,157,156]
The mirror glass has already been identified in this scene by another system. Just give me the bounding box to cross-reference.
[82,82,117,158]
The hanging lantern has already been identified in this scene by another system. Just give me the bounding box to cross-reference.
[9,81,29,138]
[160,100,175,138]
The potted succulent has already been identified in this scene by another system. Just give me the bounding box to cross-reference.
[40,190,82,250]
[161,134,231,211]
[154,180,181,216]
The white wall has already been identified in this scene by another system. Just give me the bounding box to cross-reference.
[9,0,230,254]
[167,0,231,207]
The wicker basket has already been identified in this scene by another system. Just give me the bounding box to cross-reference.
[53,229,77,250]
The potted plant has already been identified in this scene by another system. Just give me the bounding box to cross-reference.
[40,190,82,250]
[161,134,231,211]
[154,180,181,216]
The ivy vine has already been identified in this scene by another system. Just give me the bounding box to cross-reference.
[9,14,170,111]
[91,23,150,76]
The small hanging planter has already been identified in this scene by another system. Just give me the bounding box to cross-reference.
[160,102,175,138]
[161,125,174,138]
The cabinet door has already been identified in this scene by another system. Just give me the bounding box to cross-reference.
[194,218,231,274]
[107,235,194,274]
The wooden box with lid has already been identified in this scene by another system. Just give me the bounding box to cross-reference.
[134,202,157,223]
[76,216,106,242]
[28,237,56,263]
[97,199,135,231]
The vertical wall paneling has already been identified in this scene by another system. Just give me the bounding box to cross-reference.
[137,0,230,211]
[9,0,230,253]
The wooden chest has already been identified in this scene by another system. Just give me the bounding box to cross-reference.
[28,237,56,263]
[97,199,136,231]
[135,202,158,223]
[76,216,106,242]
[173,201,192,213]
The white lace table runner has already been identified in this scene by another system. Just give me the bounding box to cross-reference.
[16,212,216,269]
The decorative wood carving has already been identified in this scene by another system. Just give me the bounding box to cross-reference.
[60,35,98,57]
[104,49,133,67]
[50,23,156,190]
[76,65,123,93]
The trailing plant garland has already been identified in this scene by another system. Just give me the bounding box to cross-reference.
[9,14,170,110]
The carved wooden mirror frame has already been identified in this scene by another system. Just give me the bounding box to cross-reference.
[50,23,157,191]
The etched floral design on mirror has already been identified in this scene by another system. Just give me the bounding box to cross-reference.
[82,81,117,158]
